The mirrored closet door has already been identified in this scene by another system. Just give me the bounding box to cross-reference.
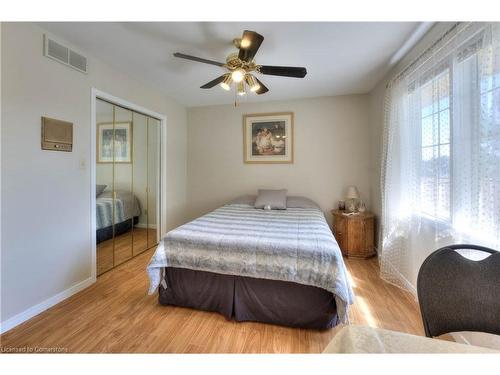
[95,98,161,276]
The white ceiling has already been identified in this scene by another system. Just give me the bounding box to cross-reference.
[39,22,428,107]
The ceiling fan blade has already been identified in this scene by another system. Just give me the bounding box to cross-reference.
[173,52,225,67]
[253,77,269,95]
[258,65,307,78]
[200,75,227,89]
[238,30,264,62]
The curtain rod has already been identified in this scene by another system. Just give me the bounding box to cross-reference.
[386,22,462,88]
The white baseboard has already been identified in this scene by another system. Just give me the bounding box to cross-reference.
[0,276,95,334]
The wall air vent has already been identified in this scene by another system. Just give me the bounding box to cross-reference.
[44,34,88,74]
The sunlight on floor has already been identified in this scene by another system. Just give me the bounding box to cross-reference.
[346,264,378,327]
[346,269,357,288]
[355,295,378,328]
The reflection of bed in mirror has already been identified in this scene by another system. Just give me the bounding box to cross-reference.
[96,187,157,275]
[96,190,140,244]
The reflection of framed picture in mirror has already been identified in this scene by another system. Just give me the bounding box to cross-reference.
[97,122,132,163]
[243,112,294,164]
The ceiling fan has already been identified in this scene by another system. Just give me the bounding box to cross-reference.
[173,30,307,96]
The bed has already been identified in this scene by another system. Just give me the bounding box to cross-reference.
[96,190,141,243]
[147,196,354,329]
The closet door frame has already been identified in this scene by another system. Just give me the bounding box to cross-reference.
[90,88,167,281]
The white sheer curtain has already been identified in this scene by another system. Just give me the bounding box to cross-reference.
[380,22,500,291]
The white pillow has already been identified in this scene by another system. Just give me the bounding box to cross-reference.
[254,189,288,210]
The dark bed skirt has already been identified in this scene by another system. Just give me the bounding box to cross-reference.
[159,267,339,330]
[96,216,139,244]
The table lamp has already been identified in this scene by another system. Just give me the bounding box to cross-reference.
[346,186,360,213]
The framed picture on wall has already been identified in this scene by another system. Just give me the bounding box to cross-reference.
[243,112,294,164]
[97,122,132,163]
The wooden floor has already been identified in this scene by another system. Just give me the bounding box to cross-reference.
[97,227,157,275]
[0,250,424,353]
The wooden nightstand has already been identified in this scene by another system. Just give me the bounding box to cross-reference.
[331,210,376,258]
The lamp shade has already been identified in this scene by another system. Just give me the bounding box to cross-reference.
[346,186,360,199]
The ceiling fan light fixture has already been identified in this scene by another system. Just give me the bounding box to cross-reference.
[173,30,307,98]
[237,81,246,96]
[245,74,260,92]
[231,68,245,83]
[220,74,232,91]
[240,38,251,48]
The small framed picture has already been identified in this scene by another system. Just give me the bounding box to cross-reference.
[97,122,132,163]
[243,112,294,164]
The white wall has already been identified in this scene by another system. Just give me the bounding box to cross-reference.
[0,22,187,327]
[187,95,371,226]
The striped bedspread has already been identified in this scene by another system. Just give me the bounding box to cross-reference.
[147,204,355,322]
[96,197,125,230]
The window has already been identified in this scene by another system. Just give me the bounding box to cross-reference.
[381,22,500,292]
[453,46,500,238]
[478,49,500,233]
[419,69,451,220]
